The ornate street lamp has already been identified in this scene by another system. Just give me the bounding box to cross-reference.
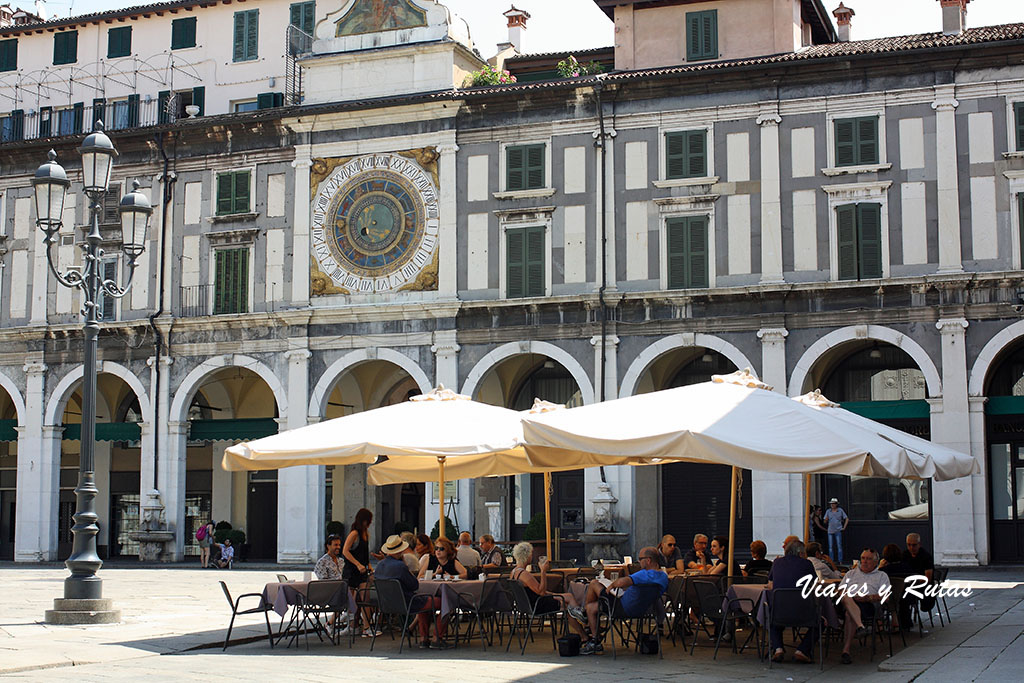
[35,122,152,624]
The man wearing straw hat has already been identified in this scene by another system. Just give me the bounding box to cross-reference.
[375,534,444,649]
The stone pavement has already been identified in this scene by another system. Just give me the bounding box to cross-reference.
[0,564,1021,681]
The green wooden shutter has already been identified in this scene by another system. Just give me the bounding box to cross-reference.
[835,119,856,167]
[525,227,545,296]
[666,218,687,289]
[1015,103,1024,152]
[1019,194,1024,266]
[157,90,170,124]
[506,229,525,298]
[507,146,525,191]
[857,117,878,165]
[666,132,686,179]
[857,203,882,279]
[257,92,275,110]
[39,106,52,137]
[214,249,248,315]
[836,204,858,280]
[107,26,131,58]
[0,38,17,72]
[700,11,717,59]
[91,98,105,130]
[233,12,247,61]
[525,144,545,189]
[101,259,118,320]
[72,102,84,134]
[192,86,205,116]
[291,2,315,34]
[233,171,251,213]
[216,174,234,215]
[54,31,77,65]
[686,13,701,61]
[9,109,22,141]
[247,10,259,60]
[234,10,258,62]
[686,216,709,288]
[127,94,139,127]
[686,130,707,178]
[171,17,196,49]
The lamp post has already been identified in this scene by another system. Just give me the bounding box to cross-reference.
[35,122,152,624]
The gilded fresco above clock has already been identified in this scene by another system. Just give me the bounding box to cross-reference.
[335,0,427,37]
[310,151,439,295]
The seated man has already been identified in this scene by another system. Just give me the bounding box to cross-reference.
[839,548,891,665]
[766,539,818,663]
[655,534,685,575]
[374,535,439,648]
[805,541,842,580]
[902,532,936,622]
[744,540,773,576]
[477,534,504,570]
[781,535,800,557]
[399,531,420,574]
[568,547,669,655]
[683,534,711,572]
[216,539,234,569]
[455,532,481,569]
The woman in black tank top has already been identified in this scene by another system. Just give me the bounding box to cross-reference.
[418,536,467,579]
[342,508,378,635]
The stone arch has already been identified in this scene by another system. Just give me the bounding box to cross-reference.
[0,369,26,426]
[788,325,941,398]
[618,333,758,398]
[169,354,288,424]
[308,348,432,419]
[968,319,1024,396]
[460,340,596,405]
[44,361,153,426]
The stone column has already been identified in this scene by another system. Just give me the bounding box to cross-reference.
[590,334,620,402]
[277,346,321,564]
[94,437,111,552]
[431,331,471,534]
[163,420,189,561]
[146,355,172,555]
[15,360,60,561]
[211,439,234,525]
[291,149,313,308]
[752,328,803,548]
[758,108,785,284]
[436,142,459,299]
[136,421,154,517]
[967,396,989,564]
[929,318,977,565]
[933,86,963,273]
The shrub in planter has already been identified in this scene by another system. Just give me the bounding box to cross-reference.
[215,520,232,531]
[523,511,548,542]
[429,515,459,540]
[463,64,516,87]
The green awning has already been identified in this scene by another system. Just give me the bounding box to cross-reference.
[61,422,142,441]
[839,400,930,420]
[189,418,279,442]
[0,419,16,442]
[984,395,1024,416]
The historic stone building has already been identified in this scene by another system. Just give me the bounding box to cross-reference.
[2,0,1024,566]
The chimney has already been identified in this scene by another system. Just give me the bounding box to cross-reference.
[503,5,530,54]
[938,0,969,36]
[832,3,854,42]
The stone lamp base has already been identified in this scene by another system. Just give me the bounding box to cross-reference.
[44,598,121,625]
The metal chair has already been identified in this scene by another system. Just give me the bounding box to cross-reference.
[600,582,665,659]
[452,578,502,649]
[219,580,274,650]
[766,587,823,670]
[664,575,688,648]
[500,578,566,655]
[370,579,435,654]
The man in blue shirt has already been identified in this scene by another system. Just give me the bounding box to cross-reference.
[824,498,849,563]
[569,546,669,655]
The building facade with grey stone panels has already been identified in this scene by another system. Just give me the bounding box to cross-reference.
[2,5,1024,566]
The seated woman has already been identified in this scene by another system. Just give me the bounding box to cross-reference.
[743,540,773,577]
[508,541,587,637]
[708,536,742,576]
[414,533,433,559]
[418,536,468,579]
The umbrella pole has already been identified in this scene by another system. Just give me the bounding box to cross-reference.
[438,456,446,539]
[727,466,737,585]
[543,471,552,561]
[804,473,812,543]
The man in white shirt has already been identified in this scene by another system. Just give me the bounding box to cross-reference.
[217,539,235,569]
[456,532,481,568]
[839,548,891,664]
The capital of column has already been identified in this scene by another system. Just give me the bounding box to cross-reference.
[431,342,461,357]
[292,157,313,170]
[756,328,789,343]
[936,318,969,334]
[435,143,459,156]
[925,397,944,414]
[137,421,153,436]
[590,335,620,348]
[968,395,988,413]
[285,349,313,363]
[23,361,47,375]
[166,420,189,436]
[146,356,174,369]
[274,417,288,428]
[40,425,64,437]
[932,85,959,112]
[756,111,782,127]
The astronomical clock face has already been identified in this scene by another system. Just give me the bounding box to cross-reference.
[311,152,439,294]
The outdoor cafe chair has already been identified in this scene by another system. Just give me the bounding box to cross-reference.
[500,578,566,655]
[663,575,688,648]
[883,576,909,648]
[687,579,737,657]
[276,574,290,583]
[370,579,435,654]
[682,575,724,648]
[452,577,503,650]
[767,588,823,670]
[600,582,665,659]
[219,580,275,651]
[301,580,350,649]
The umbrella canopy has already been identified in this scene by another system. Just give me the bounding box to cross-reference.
[222,385,527,472]
[521,369,941,480]
[792,390,976,481]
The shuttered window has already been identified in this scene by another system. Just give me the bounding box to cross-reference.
[666,216,709,289]
[53,31,78,65]
[100,258,118,321]
[1015,103,1024,152]
[257,92,284,110]
[216,171,251,215]
[2,109,24,141]
[685,10,717,61]
[233,9,259,62]
[214,248,249,315]
[834,116,879,167]
[836,203,882,280]
[290,2,315,35]
[101,183,121,226]
[506,226,545,298]
[127,94,140,127]
[107,26,131,59]
[171,17,197,49]
[0,39,17,72]
[39,106,52,137]
[506,144,545,191]
[665,130,707,180]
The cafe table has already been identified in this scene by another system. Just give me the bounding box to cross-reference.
[262,579,356,647]
[415,578,508,619]
[723,583,841,629]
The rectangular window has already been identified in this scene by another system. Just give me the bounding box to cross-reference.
[107,26,131,59]
[1015,103,1024,152]
[39,106,52,138]
[214,248,249,315]
[506,226,545,298]
[290,1,315,35]
[665,130,707,179]
[505,144,545,191]
[171,17,197,49]
[1019,194,1024,266]
[110,100,130,130]
[686,10,717,61]
[216,170,251,215]
[234,100,259,113]
[101,183,121,226]
[0,110,23,142]
[836,203,882,280]
[58,107,81,136]
[256,92,284,110]
[233,9,259,62]
[100,258,118,321]
[53,30,78,65]
[0,38,17,72]
[666,216,709,289]
[835,116,879,167]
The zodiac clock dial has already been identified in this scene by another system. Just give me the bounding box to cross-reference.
[311,153,439,293]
